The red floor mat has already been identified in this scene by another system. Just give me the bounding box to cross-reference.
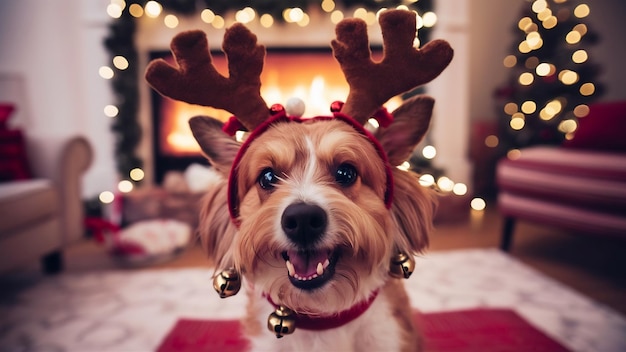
[157,308,570,352]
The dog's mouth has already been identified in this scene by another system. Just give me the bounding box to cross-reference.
[281,249,339,290]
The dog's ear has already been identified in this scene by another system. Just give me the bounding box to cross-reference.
[390,170,435,254]
[189,116,241,176]
[198,182,237,270]
[189,116,239,269]
[377,95,436,253]
[375,95,434,166]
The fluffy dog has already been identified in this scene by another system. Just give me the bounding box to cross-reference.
[146,9,452,351]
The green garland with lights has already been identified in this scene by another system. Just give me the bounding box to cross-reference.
[104,0,433,184]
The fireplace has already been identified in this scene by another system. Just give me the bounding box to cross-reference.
[149,47,384,184]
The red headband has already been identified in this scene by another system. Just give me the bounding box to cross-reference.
[223,104,395,226]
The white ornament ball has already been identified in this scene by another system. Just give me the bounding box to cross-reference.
[285,97,306,117]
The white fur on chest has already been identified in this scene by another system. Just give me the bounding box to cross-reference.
[247,291,402,352]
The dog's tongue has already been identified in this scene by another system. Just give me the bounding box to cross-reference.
[287,249,329,277]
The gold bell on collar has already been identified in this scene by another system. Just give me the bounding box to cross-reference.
[389,252,415,279]
[213,268,241,298]
[267,306,296,338]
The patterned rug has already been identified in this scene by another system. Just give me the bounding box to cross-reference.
[1,249,625,352]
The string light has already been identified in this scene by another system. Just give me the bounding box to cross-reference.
[212,15,225,29]
[418,174,435,187]
[397,161,411,171]
[164,14,179,28]
[99,66,114,79]
[260,14,274,28]
[573,104,590,117]
[504,102,518,115]
[507,149,522,160]
[129,168,145,181]
[518,72,534,85]
[330,10,344,24]
[107,3,123,18]
[113,56,129,70]
[104,105,119,117]
[574,4,590,18]
[129,4,143,18]
[235,7,256,24]
[118,180,134,193]
[437,176,455,192]
[422,12,437,27]
[99,191,115,204]
[452,183,468,196]
[503,55,517,68]
[297,13,310,27]
[566,30,582,44]
[470,198,486,211]
[572,49,588,63]
[422,145,437,159]
[201,9,215,23]
[579,82,595,96]
[485,135,499,148]
[144,1,162,18]
[521,101,537,114]
[321,0,335,13]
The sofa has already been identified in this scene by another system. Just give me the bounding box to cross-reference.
[496,101,626,251]
[0,132,93,273]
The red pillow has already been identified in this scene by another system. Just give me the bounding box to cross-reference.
[0,103,15,128]
[0,103,32,182]
[563,101,626,152]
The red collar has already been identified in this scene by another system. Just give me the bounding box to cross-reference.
[266,290,379,331]
[223,105,394,226]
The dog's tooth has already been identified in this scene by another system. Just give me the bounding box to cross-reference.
[323,259,330,268]
[316,262,324,276]
[286,260,295,276]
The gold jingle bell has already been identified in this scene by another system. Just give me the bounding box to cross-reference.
[213,268,241,298]
[267,306,297,338]
[389,252,416,279]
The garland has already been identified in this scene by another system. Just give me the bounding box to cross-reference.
[104,0,433,183]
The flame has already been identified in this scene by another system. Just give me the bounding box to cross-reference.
[157,50,396,156]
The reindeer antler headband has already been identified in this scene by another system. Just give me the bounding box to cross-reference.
[146,9,453,223]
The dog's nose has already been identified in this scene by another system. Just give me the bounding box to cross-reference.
[281,203,327,247]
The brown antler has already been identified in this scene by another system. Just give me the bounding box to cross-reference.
[145,24,269,131]
[331,9,453,124]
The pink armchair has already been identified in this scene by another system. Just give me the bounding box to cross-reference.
[496,101,626,251]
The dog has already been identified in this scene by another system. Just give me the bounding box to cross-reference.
[146,9,452,351]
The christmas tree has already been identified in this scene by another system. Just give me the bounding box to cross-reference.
[494,0,602,156]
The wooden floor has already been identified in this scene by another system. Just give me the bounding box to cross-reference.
[63,203,626,316]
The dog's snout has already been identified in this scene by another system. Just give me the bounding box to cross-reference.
[281,203,327,246]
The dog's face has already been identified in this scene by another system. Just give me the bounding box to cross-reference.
[190,96,436,315]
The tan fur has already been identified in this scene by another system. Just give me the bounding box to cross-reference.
[190,94,437,351]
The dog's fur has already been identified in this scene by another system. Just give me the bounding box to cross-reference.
[190,95,437,351]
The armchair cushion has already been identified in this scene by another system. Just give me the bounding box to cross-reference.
[0,180,58,238]
[497,146,626,242]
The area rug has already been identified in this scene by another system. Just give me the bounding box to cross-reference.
[1,249,625,352]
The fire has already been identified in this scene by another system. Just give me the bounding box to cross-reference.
[156,50,397,157]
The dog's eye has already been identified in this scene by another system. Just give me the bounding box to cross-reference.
[258,168,279,190]
[335,163,358,186]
